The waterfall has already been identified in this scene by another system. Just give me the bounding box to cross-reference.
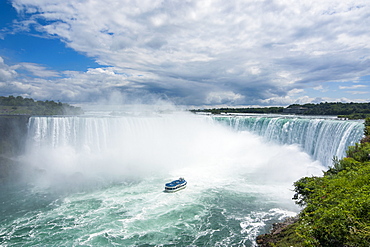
[4,113,341,246]
[213,115,364,167]
[25,114,235,180]
[27,114,211,152]
[27,115,364,169]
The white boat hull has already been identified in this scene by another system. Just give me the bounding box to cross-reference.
[164,184,187,193]
[164,178,187,192]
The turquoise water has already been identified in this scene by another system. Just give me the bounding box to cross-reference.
[2,113,354,246]
[1,178,297,246]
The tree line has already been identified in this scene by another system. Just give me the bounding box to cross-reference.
[191,102,370,119]
[190,106,284,114]
[0,95,83,115]
[292,102,370,118]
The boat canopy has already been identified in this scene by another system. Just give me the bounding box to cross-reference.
[165,177,186,187]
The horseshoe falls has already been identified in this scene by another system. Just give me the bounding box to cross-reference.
[213,115,364,167]
[0,112,363,246]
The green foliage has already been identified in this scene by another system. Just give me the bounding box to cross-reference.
[290,119,370,246]
[293,177,322,207]
[365,118,370,136]
[346,143,370,163]
[0,95,83,115]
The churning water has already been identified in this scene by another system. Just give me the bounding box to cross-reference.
[0,112,363,246]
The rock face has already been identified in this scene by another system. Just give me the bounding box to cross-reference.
[256,216,299,246]
[0,115,30,156]
[0,115,30,184]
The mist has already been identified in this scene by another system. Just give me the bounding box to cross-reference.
[20,108,324,203]
[2,107,331,246]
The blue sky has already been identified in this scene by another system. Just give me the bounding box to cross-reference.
[0,1,99,72]
[0,0,369,107]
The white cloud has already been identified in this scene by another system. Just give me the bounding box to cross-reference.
[13,63,60,77]
[0,57,132,102]
[0,57,18,82]
[6,0,370,105]
[339,84,367,89]
[345,91,369,95]
[206,91,244,104]
[289,88,304,94]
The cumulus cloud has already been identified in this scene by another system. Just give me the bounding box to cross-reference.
[313,85,325,91]
[5,0,370,105]
[0,57,17,83]
[0,57,132,102]
[206,91,244,104]
[13,63,60,77]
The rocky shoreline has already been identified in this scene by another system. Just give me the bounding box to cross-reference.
[256,216,299,246]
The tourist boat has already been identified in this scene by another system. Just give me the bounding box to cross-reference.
[164,177,187,192]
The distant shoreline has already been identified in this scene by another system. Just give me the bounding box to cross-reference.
[190,102,370,119]
[0,96,83,116]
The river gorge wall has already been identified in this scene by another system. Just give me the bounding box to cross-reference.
[0,115,30,183]
[0,115,30,156]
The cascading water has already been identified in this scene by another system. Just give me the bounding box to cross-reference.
[213,115,364,167]
[0,112,361,246]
